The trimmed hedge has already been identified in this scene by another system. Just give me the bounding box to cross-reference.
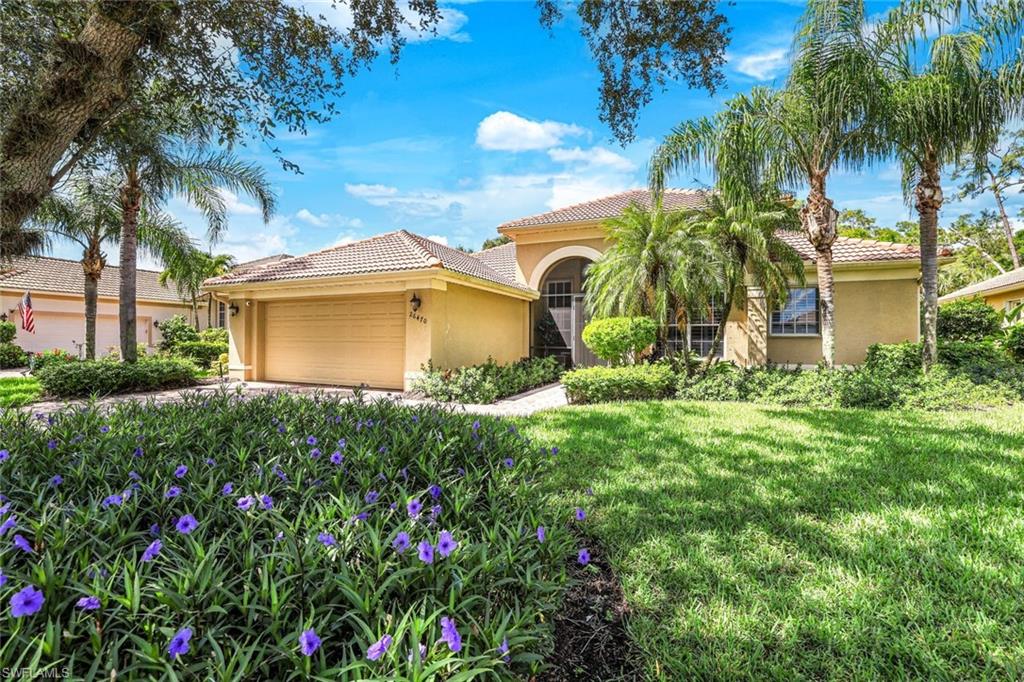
[174,340,229,366]
[413,356,563,404]
[0,342,27,369]
[937,296,1001,341]
[35,357,199,398]
[562,364,675,404]
[581,317,657,365]
[1004,323,1024,362]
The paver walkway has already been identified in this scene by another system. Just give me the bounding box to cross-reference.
[20,379,568,418]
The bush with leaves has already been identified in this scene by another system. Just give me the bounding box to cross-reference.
[1005,323,1024,362]
[35,357,198,398]
[156,315,200,351]
[562,364,675,404]
[937,297,1001,341]
[581,317,657,365]
[0,320,16,344]
[413,357,564,404]
[0,342,27,369]
[174,340,229,367]
[0,391,579,678]
[28,348,78,373]
[200,327,229,344]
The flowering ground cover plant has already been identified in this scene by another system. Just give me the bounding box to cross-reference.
[0,390,581,679]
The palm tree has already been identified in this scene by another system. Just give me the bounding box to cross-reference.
[31,175,196,359]
[862,2,1023,368]
[679,194,804,369]
[159,251,235,328]
[105,108,275,362]
[650,1,879,367]
[584,199,723,372]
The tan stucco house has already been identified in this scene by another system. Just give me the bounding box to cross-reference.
[205,189,932,391]
[938,267,1024,317]
[0,255,204,356]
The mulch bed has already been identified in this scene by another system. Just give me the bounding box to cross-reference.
[539,540,643,681]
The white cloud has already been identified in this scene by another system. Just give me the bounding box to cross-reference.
[296,208,328,227]
[476,111,586,152]
[548,146,636,172]
[217,188,260,215]
[425,234,449,246]
[296,208,363,229]
[345,183,399,198]
[405,7,470,43]
[731,47,789,81]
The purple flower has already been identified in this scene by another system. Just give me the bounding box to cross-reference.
[437,530,458,558]
[76,596,101,611]
[365,490,379,504]
[0,569,6,587]
[205,458,216,466]
[47,440,57,450]
[428,484,442,500]
[366,634,392,661]
[317,532,336,547]
[337,438,347,449]
[408,642,428,663]
[277,424,286,434]
[49,474,63,487]
[149,524,160,536]
[439,616,462,652]
[275,531,285,542]
[498,637,510,663]
[0,515,15,536]
[102,494,123,508]
[407,498,423,518]
[165,486,182,499]
[128,471,142,481]
[393,531,410,554]
[310,448,321,459]
[0,449,8,462]
[299,628,321,656]
[273,466,288,482]
[133,446,144,458]
[585,486,594,496]
[329,451,343,465]
[503,458,514,469]
[306,435,318,446]
[261,495,273,510]
[418,541,434,564]
[237,496,254,511]
[430,505,442,521]
[174,465,188,479]
[10,585,44,617]
[142,539,162,562]
[99,425,110,434]
[221,482,233,495]
[574,507,586,521]
[175,514,198,534]
[352,511,369,523]
[472,420,480,432]
[552,446,559,455]
[168,627,192,659]
[577,548,590,565]
[537,526,546,543]
[13,534,33,553]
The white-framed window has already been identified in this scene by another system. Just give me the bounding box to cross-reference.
[771,288,819,335]
[217,302,227,328]
[666,300,726,358]
[545,280,573,308]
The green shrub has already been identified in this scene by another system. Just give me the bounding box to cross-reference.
[157,314,200,351]
[0,342,27,368]
[581,316,657,365]
[0,392,574,678]
[562,363,675,404]
[29,347,77,373]
[413,356,563,403]
[677,363,746,401]
[1005,323,1024,362]
[0,320,16,343]
[211,352,230,376]
[174,340,229,366]
[901,366,1017,411]
[36,357,199,398]
[864,341,921,375]
[200,326,229,343]
[937,296,1001,341]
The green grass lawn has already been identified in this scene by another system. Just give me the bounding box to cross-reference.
[0,376,41,407]
[521,401,1024,680]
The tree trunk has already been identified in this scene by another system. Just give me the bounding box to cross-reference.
[916,153,943,371]
[701,293,732,372]
[81,246,105,360]
[0,2,153,236]
[119,164,141,363]
[989,169,1021,269]
[207,293,214,328]
[800,173,838,367]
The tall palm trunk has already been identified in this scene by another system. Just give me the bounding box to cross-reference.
[118,162,141,363]
[915,149,943,370]
[800,173,838,367]
[81,245,105,360]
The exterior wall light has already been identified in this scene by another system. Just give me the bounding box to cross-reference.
[410,293,421,312]
[228,303,240,316]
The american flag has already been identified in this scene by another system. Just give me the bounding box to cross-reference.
[18,291,35,334]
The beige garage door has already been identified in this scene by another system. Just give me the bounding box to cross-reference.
[263,295,406,389]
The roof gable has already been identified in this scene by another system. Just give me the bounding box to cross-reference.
[939,267,1024,302]
[0,256,186,303]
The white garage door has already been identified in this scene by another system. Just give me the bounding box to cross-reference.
[263,295,406,389]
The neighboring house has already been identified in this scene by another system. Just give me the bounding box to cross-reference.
[0,255,201,356]
[205,189,938,390]
[938,268,1024,318]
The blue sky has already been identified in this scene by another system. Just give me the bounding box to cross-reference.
[115,0,1021,266]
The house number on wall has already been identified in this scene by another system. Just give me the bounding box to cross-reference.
[409,312,427,324]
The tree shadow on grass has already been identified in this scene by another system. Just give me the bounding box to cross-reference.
[522,402,1024,680]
